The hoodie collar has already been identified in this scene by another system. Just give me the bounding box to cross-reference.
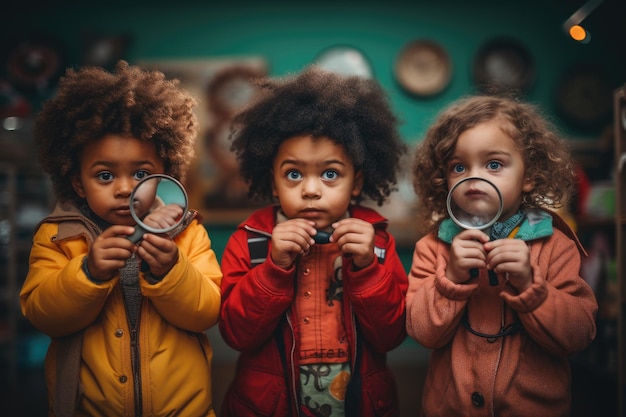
[438,207,554,244]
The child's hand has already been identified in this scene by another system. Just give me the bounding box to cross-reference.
[141,204,183,230]
[330,218,375,269]
[88,225,137,281]
[446,229,489,284]
[484,238,532,291]
[270,219,316,269]
[137,233,179,278]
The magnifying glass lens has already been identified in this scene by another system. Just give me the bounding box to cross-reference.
[127,174,189,243]
[447,177,503,230]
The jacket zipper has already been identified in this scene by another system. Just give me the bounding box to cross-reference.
[130,326,143,417]
[285,314,300,416]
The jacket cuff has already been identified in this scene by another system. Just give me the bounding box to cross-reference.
[344,256,381,292]
[435,270,478,300]
[142,271,166,284]
[82,256,108,285]
[256,257,296,293]
[500,269,548,312]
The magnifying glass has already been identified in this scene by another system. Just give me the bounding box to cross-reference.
[447,176,503,285]
[127,174,189,244]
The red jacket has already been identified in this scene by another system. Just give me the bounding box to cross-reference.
[219,205,408,417]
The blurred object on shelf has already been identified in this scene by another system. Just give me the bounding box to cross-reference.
[599,260,618,319]
[575,166,591,218]
[0,79,31,119]
[0,116,35,162]
[583,181,615,218]
[17,333,49,370]
[580,229,613,294]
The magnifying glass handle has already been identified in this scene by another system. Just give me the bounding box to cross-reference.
[469,268,498,285]
[127,227,146,244]
[313,230,332,244]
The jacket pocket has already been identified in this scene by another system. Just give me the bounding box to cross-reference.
[362,368,399,417]
[221,366,288,417]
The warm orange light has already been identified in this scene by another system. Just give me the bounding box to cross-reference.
[569,25,587,41]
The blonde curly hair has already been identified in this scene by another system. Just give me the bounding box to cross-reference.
[412,95,576,235]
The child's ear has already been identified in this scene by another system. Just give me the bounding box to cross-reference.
[522,175,534,193]
[71,175,87,198]
[351,170,364,198]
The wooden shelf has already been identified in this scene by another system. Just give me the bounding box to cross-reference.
[612,84,626,417]
[575,216,615,228]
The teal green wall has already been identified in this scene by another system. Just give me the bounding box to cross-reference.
[5,0,624,256]
[4,1,623,142]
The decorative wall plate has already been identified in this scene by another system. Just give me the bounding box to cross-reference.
[81,32,131,70]
[206,66,265,119]
[555,65,613,129]
[2,32,66,94]
[394,40,452,97]
[315,45,373,78]
[472,36,535,95]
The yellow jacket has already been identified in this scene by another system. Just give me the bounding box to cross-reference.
[20,202,222,417]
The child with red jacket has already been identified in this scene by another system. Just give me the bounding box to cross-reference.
[219,66,408,417]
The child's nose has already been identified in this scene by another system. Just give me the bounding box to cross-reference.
[301,178,321,199]
[466,168,482,178]
[115,179,135,198]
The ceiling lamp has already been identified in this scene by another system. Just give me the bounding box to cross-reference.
[562,0,604,44]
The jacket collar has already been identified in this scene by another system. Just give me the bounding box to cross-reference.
[438,207,554,243]
[37,201,101,243]
[437,207,587,256]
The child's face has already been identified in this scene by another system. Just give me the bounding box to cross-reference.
[272,135,363,230]
[71,134,165,226]
[447,121,533,222]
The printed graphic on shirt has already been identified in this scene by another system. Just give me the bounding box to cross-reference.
[300,348,349,362]
[300,363,351,417]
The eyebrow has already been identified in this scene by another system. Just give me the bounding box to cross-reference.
[88,160,158,169]
[484,150,512,158]
[450,149,512,161]
[279,158,347,168]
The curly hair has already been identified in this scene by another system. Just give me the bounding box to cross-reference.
[229,65,407,206]
[35,60,197,205]
[412,95,577,235]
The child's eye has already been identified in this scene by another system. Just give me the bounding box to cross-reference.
[134,170,151,180]
[96,171,114,182]
[322,170,338,181]
[451,164,465,174]
[487,161,502,170]
[286,170,302,181]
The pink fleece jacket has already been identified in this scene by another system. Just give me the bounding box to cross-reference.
[406,225,597,417]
